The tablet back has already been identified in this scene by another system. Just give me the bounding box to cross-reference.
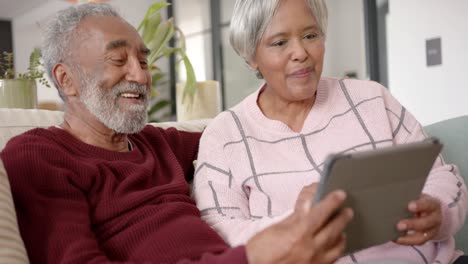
[315,138,442,254]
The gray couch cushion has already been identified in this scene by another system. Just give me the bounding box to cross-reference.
[424,115,468,252]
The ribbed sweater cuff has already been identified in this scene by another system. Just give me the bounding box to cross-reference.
[221,246,248,264]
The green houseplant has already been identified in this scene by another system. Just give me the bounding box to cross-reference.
[138,1,197,121]
[0,48,50,109]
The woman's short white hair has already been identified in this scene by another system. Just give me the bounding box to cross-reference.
[229,0,328,63]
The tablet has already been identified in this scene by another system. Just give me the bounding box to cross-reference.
[313,138,442,254]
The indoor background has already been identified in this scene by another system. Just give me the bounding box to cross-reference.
[0,0,466,125]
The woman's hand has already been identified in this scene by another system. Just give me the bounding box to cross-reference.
[295,183,318,212]
[395,194,442,245]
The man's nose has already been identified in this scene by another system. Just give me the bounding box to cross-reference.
[126,58,148,85]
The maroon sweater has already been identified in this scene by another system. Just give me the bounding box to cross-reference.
[1,126,247,263]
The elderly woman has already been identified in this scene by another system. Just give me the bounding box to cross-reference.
[193,0,468,263]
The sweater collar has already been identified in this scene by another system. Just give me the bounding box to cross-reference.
[243,77,334,133]
[47,126,142,160]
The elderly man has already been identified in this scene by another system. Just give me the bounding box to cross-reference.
[0,3,352,263]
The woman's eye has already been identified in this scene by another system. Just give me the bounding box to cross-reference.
[272,40,287,47]
[304,33,319,40]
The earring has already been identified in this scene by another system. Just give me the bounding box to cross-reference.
[245,62,264,79]
[255,70,264,79]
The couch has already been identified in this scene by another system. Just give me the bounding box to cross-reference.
[0,159,29,263]
[0,109,467,262]
[0,108,209,263]
[424,115,468,252]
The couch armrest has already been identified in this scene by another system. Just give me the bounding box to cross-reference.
[0,159,29,263]
[0,108,64,150]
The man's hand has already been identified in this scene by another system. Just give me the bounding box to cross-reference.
[395,194,442,245]
[246,190,353,264]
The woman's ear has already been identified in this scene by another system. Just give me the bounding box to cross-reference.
[246,60,263,79]
[53,63,77,97]
[247,59,258,71]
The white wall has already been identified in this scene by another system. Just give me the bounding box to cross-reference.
[174,0,213,82]
[12,0,157,105]
[323,0,367,80]
[387,0,468,125]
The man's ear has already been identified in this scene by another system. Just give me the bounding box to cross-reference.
[52,63,77,97]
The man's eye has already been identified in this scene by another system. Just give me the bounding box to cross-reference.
[140,61,148,69]
[272,40,287,47]
[112,59,126,64]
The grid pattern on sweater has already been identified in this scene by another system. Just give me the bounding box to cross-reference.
[193,77,468,264]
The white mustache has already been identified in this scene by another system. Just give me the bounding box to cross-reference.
[112,82,148,98]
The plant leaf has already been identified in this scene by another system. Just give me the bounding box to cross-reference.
[147,99,171,116]
[174,26,187,52]
[151,72,166,86]
[137,1,170,31]
[141,13,161,44]
[159,47,179,58]
[148,19,175,66]
[178,48,197,105]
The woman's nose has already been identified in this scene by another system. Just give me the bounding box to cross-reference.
[291,40,308,62]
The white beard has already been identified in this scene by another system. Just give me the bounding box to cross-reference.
[78,69,149,134]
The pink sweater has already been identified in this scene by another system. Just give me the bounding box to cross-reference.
[193,77,468,264]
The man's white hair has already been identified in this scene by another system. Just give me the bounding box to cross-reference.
[42,3,120,99]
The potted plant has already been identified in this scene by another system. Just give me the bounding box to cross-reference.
[139,1,223,122]
[0,48,50,109]
[138,1,197,121]
[175,80,222,121]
